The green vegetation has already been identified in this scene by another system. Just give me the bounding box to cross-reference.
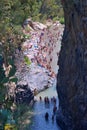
[0,0,63,66]
[59,17,65,24]
[24,56,31,65]
[40,0,63,22]
[13,104,33,130]
[0,0,63,129]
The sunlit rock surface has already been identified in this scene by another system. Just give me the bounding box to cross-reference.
[15,21,63,95]
[56,1,87,130]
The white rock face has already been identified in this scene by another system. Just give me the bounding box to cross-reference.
[15,62,55,92]
[15,21,63,92]
[25,63,54,91]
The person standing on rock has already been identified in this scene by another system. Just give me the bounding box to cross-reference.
[39,96,42,101]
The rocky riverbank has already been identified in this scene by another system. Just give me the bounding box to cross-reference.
[14,20,64,103]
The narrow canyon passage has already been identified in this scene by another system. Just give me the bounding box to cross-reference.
[28,81,61,130]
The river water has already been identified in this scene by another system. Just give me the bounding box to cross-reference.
[28,80,61,130]
[27,25,62,130]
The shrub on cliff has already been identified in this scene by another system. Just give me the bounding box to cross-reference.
[59,17,65,24]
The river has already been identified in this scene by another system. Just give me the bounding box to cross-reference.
[28,80,61,130]
[26,23,63,130]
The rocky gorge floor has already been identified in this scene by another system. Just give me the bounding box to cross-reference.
[14,20,64,100]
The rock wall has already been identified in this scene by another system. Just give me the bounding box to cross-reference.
[56,0,87,130]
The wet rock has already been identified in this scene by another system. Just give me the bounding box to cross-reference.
[15,82,34,104]
[22,18,34,30]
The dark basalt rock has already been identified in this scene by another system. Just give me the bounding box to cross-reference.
[15,83,34,104]
[56,1,87,130]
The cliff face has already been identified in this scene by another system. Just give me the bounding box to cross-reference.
[56,1,87,130]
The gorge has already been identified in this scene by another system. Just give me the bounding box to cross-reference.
[1,0,87,130]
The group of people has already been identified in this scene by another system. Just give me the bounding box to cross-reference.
[22,21,63,78]
[39,96,57,122]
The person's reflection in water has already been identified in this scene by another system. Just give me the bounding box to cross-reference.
[45,103,50,108]
[52,114,54,123]
[45,112,49,121]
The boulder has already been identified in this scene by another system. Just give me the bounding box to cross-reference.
[15,82,34,104]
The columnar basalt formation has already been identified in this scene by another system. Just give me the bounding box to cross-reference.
[56,0,87,130]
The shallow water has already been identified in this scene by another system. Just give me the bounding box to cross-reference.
[28,81,61,130]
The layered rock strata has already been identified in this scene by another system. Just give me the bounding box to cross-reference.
[56,1,87,130]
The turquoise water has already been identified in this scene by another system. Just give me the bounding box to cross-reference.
[28,81,61,130]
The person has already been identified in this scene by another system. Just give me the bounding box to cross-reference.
[53,105,57,114]
[52,114,54,122]
[45,112,49,120]
[47,97,50,104]
[34,88,38,96]
[44,97,47,103]
[44,97,49,104]
[39,96,42,101]
[53,96,56,104]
